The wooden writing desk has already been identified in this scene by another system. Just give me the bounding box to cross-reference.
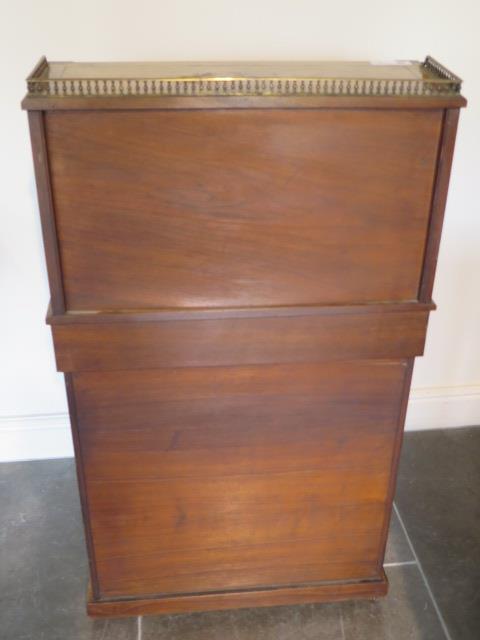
[23,56,466,617]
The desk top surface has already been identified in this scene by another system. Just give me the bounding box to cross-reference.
[25,56,462,100]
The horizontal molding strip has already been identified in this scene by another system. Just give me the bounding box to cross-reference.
[50,310,429,371]
[48,301,436,325]
[22,95,467,111]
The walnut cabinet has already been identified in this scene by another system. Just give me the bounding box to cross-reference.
[23,56,466,617]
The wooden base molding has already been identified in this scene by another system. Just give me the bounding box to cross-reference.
[87,573,388,618]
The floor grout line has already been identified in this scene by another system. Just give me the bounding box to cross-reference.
[339,608,346,640]
[384,560,417,567]
[393,502,453,640]
[137,615,142,640]
[99,620,108,640]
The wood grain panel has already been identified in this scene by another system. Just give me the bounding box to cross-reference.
[45,108,442,311]
[27,112,65,313]
[52,310,428,371]
[75,361,405,480]
[72,360,406,598]
[90,488,385,559]
[419,109,461,300]
[96,536,380,598]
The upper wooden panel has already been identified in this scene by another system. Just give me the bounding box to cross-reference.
[46,108,442,311]
[24,56,463,101]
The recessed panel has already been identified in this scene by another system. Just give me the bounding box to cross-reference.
[46,109,441,311]
[73,360,407,597]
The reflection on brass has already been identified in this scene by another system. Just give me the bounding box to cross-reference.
[26,56,462,98]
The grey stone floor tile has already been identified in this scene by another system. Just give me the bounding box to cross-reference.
[384,507,415,564]
[0,459,136,640]
[141,602,342,639]
[341,565,447,640]
[395,427,480,640]
[102,618,139,640]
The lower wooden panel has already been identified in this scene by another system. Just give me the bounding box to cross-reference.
[87,572,388,618]
[72,360,407,600]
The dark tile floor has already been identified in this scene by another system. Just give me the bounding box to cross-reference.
[395,428,480,640]
[0,427,478,639]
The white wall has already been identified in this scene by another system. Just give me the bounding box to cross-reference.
[1,0,479,461]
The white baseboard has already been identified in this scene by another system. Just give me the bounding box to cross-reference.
[406,384,480,431]
[0,413,73,463]
[1,385,479,462]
